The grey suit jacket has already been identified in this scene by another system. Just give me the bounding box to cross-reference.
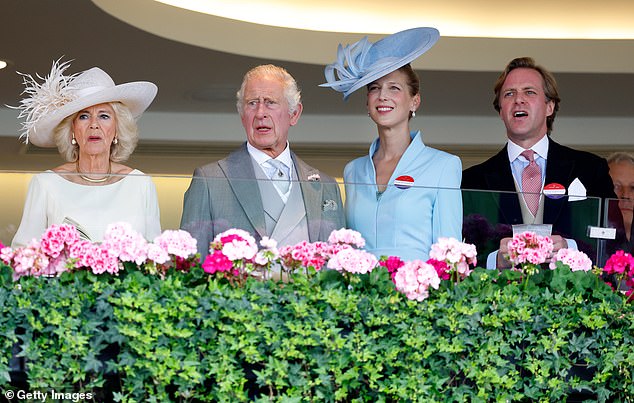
[180,143,345,257]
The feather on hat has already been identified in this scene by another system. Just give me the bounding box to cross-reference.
[13,59,157,147]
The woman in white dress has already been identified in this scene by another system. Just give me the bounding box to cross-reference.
[11,60,161,246]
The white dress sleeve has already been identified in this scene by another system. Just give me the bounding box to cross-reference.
[12,175,49,247]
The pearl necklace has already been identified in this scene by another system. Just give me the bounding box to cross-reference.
[76,160,111,183]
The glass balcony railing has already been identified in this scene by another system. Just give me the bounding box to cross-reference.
[601,197,634,265]
[1,170,625,268]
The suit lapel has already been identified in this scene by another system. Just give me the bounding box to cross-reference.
[485,147,523,225]
[293,153,323,242]
[543,139,574,224]
[219,145,267,238]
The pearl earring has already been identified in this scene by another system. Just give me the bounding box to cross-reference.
[113,137,118,145]
[71,133,77,145]
[411,111,416,118]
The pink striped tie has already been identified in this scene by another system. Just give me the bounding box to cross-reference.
[521,150,541,216]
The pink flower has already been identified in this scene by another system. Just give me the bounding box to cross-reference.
[426,258,451,281]
[259,236,277,250]
[147,244,170,265]
[603,250,634,299]
[68,240,94,268]
[211,229,257,261]
[549,248,593,272]
[327,228,366,249]
[87,244,120,275]
[429,237,477,279]
[202,250,234,275]
[603,250,634,276]
[40,224,80,259]
[6,238,67,279]
[1,246,15,265]
[379,256,405,281]
[393,260,441,301]
[47,254,70,276]
[327,248,378,274]
[153,229,198,260]
[279,241,330,271]
[254,237,279,266]
[507,231,554,266]
[102,222,149,265]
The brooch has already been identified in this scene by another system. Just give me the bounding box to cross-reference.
[322,199,338,211]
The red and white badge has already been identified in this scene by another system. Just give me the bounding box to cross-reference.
[394,175,414,189]
[543,183,566,199]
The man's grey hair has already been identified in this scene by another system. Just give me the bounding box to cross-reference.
[236,64,301,116]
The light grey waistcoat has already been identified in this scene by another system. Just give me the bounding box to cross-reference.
[252,159,310,246]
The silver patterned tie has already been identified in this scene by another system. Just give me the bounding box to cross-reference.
[268,159,290,194]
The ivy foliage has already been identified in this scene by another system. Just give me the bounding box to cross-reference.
[1,264,633,402]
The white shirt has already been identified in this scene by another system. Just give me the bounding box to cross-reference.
[507,135,548,192]
[247,142,294,202]
[486,135,577,269]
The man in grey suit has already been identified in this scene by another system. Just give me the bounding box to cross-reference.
[180,64,345,257]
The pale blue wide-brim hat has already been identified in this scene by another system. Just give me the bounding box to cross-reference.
[320,27,439,100]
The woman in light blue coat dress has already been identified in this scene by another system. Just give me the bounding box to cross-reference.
[321,28,462,261]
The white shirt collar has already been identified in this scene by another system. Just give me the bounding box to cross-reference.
[507,135,549,162]
[246,142,294,177]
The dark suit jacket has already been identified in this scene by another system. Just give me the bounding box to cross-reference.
[461,138,616,258]
[180,143,345,257]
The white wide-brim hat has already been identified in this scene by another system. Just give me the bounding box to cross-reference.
[15,60,157,147]
[320,27,439,100]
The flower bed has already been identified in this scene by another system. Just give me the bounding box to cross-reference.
[1,226,633,401]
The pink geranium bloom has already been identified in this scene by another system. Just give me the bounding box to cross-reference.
[327,248,378,274]
[279,241,330,271]
[153,229,198,260]
[254,237,279,266]
[393,260,441,301]
[88,244,120,275]
[40,224,81,259]
[507,231,553,267]
[549,248,592,272]
[212,229,257,261]
[428,237,477,280]
[10,240,50,279]
[202,250,234,275]
[103,222,149,265]
[603,250,634,276]
[379,256,405,281]
[68,240,94,269]
[427,258,451,281]
[327,228,366,249]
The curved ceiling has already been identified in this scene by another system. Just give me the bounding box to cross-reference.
[93,0,634,73]
[155,0,634,39]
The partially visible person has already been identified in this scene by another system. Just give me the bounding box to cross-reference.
[321,28,462,261]
[462,57,616,269]
[607,152,634,252]
[180,64,344,258]
[12,60,161,246]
